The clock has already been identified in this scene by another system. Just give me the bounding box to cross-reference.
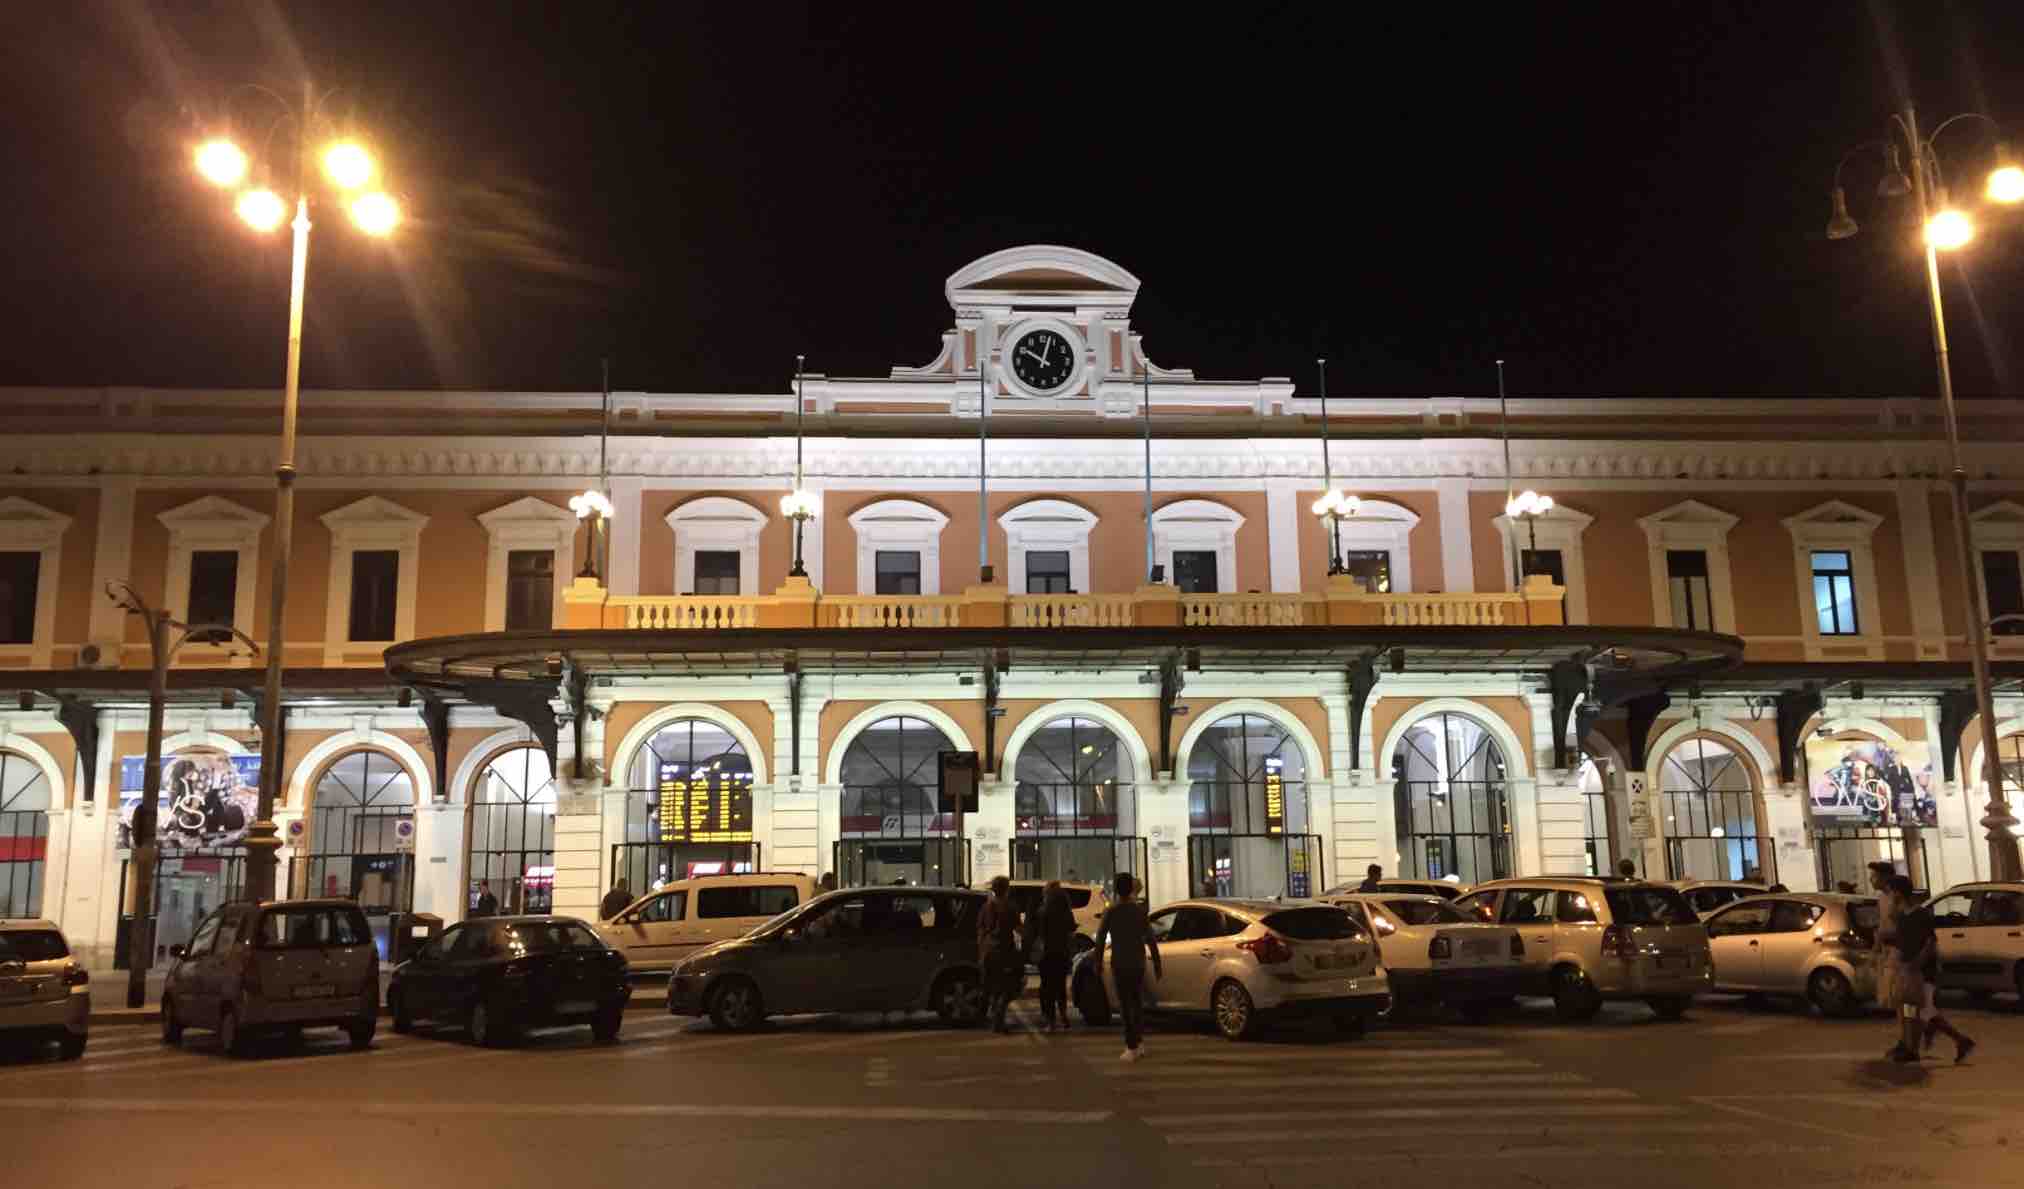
[1008,329,1077,393]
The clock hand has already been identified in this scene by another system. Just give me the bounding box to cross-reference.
[1020,347,1047,366]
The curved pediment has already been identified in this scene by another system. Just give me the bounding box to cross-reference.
[945,245,1140,308]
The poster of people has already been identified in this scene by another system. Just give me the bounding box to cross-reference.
[1806,737,1937,828]
[117,752,261,850]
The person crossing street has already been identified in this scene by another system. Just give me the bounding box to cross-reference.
[1091,871,1162,1062]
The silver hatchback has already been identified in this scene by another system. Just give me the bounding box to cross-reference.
[1704,893,1877,1016]
[0,920,90,1059]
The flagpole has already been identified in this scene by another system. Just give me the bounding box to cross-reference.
[978,343,992,583]
[1141,335,1155,582]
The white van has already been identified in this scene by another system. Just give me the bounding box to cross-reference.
[594,873,817,975]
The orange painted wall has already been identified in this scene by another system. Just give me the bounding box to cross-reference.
[1367,695,1533,774]
[638,492,793,597]
[1296,489,1442,593]
[817,698,987,781]
[0,487,101,646]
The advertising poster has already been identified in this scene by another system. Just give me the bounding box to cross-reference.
[118,752,261,850]
[1806,737,1936,829]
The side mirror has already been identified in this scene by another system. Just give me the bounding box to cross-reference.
[167,944,186,959]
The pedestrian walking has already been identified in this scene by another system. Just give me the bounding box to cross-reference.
[1835,880,1858,894]
[1889,878,1976,1064]
[1357,864,1383,892]
[472,880,498,918]
[1034,879,1076,1032]
[1869,861,1903,1012]
[599,878,632,921]
[818,871,837,892]
[1616,857,1638,878]
[1199,875,1218,898]
[1092,871,1162,1062]
[978,875,1024,1033]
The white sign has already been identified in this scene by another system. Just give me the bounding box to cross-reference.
[1627,778,1655,840]
[1151,840,1182,864]
[393,818,416,854]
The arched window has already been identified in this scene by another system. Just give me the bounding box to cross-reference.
[0,750,51,918]
[1013,716,1139,883]
[304,750,415,911]
[837,715,961,886]
[468,745,556,916]
[1186,713,1317,898]
[1392,712,1512,884]
[1576,756,1622,876]
[616,718,756,891]
[1659,736,1770,882]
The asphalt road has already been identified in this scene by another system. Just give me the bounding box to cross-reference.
[7,989,2023,1189]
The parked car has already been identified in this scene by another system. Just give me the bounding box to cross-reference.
[1924,882,2024,1001]
[668,887,988,1030]
[389,915,627,1046]
[594,872,815,975]
[161,899,378,1056]
[1455,878,1712,1021]
[1323,879,1469,901]
[1703,892,1877,1016]
[0,919,90,1059]
[1070,898,1389,1040]
[1667,880,1770,919]
[1009,880,1108,960]
[1321,893,1526,1019]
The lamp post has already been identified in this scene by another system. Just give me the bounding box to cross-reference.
[1828,106,2024,880]
[782,356,820,577]
[569,490,615,581]
[1505,490,1554,577]
[1308,358,1359,578]
[105,582,256,1008]
[192,85,401,902]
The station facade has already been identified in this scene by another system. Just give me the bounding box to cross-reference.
[2,245,2021,966]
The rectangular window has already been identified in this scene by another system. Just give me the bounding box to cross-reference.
[505,549,554,631]
[1173,549,1218,593]
[693,550,741,596]
[186,549,239,635]
[348,549,400,642]
[874,550,921,595]
[695,885,800,919]
[1341,549,1391,593]
[0,551,40,645]
[1981,551,2024,635]
[1520,548,1564,586]
[1811,550,1859,636]
[1025,550,1071,594]
[1666,549,1713,630]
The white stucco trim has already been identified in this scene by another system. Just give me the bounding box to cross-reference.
[1175,697,1328,784]
[1637,498,1738,633]
[1332,498,1418,593]
[320,496,429,665]
[1151,498,1245,593]
[476,496,576,631]
[823,701,977,786]
[1000,699,1152,785]
[286,729,435,810]
[848,499,948,595]
[665,496,768,596]
[1782,499,1885,661]
[158,496,268,650]
[0,496,73,668]
[1969,501,2024,653]
[155,730,251,757]
[0,733,67,811]
[1376,697,1531,783]
[446,726,537,806]
[1808,716,1913,752]
[998,498,1098,594]
[1964,718,2024,789]
[1493,501,1593,623]
[608,702,771,791]
[1643,717,1778,795]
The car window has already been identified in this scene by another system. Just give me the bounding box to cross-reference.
[1498,888,1554,925]
[1265,907,1364,941]
[937,895,980,935]
[1169,907,1241,940]
[1928,893,1975,928]
[1973,891,2024,926]
[0,930,68,962]
[1604,887,1698,925]
[1383,898,1470,926]
[254,907,368,948]
[431,924,463,960]
[1455,891,1497,922]
[697,885,800,919]
[1556,890,1600,924]
[1147,909,1179,942]
[1063,888,1093,909]
[1705,901,1773,937]
[185,914,223,957]
[330,908,370,945]
[860,893,942,936]
[798,896,865,941]
[214,913,242,951]
[1766,901,1825,933]
[563,922,606,950]
[448,923,495,958]
[638,892,686,923]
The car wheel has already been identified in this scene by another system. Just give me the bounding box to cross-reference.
[160,995,183,1046]
[346,1015,375,1051]
[469,998,516,1048]
[1212,979,1259,1041]
[708,978,765,1032]
[591,1004,623,1044]
[1646,995,1691,1021]
[218,1006,248,1057]
[58,1031,86,1061]
[1551,967,1601,1022]
[1074,971,1112,1026]
[934,970,985,1028]
[1807,968,1856,1019]
[389,989,414,1034]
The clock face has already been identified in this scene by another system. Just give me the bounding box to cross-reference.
[1009,329,1076,393]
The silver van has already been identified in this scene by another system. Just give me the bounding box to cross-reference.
[161,898,379,1055]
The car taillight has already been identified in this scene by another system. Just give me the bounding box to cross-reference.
[63,964,89,987]
[1509,934,1525,959]
[1600,925,1633,959]
[1428,936,1453,961]
[1237,933,1293,964]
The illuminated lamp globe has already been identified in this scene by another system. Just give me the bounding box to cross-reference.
[1988,165,2024,205]
[1924,208,1974,251]
[349,192,400,237]
[235,188,287,232]
[196,139,248,187]
[322,142,375,190]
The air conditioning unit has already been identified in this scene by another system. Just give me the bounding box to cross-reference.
[75,642,117,670]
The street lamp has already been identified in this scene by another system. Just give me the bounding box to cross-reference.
[1308,358,1359,577]
[782,356,819,578]
[1505,489,1554,577]
[192,84,403,902]
[569,489,615,581]
[1827,105,2024,880]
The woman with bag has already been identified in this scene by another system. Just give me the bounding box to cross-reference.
[977,876,1024,1033]
[1035,881,1076,1032]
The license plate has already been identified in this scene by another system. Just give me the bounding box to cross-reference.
[1461,939,1500,958]
[556,999,595,1014]
[292,984,335,1000]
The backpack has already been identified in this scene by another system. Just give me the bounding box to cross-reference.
[1894,906,1935,965]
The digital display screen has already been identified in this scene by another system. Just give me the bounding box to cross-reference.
[1263,761,1285,836]
[655,761,753,843]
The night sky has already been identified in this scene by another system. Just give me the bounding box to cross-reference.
[4,1,2024,399]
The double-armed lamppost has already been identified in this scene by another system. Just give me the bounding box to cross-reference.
[1827,105,2024,879]
[571,359,616,583]
[781,356,820,577]
[106,582,256,1008]
[1309,358,1360,576]
[1505,489,1555,577]
[191,84,401,902]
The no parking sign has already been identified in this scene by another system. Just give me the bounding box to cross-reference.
[394,818,416,853]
